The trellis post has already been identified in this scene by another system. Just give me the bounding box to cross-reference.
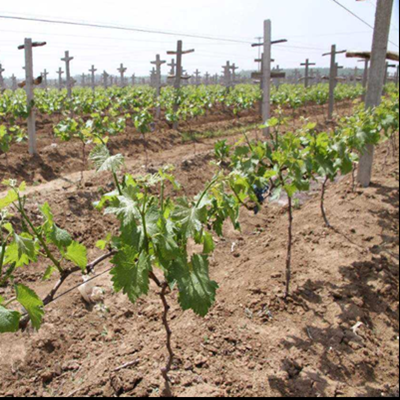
[359,59,370,89]
[167,40,195,129]
[222,61,232,88]
[252,20,287,136]
[89,65,97,92]
[0,64,5,89]
[230,63,239,87]
[42,69,49,89]
[194,69,201,86]
[204,72,210,85]
[131,74,136,86]
[103,71,109,88]
[118,63,127,87]
[301,59,316,88]
[323,45,346,121]
[151,54,166,118]
[62,51,74,98]
[81,73,86,87]
[18,38,46,155]
[11,74,17,91]
[358,0,394,188]
[167,59,176,85]
[57,67,64,91]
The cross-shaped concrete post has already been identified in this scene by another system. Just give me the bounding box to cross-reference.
[11,74,17,91]
[118,63,127,87]
[81,73,86,87]
[252,20,288,136]
[57,67,64,91]
[222,61,232,88]
[103,71,109,88]
[294,69,300,84]
[384,62,397,86]
[194,69,201,86]
[322,45,347,121]
[89,65,97,92]
[151,54,167,118]
[353,66,359,86]
[167,59,176,85]
[230,63,239,87]
[316,70,322,85]
[18,38,46,155]
[167,40,195,129]
[301,59,316,88]
[358,59,370,90]
[41,69,49,89]
[205,72,210,85]
[61,51,74,98]
[131,74,136,86]
[0,64,5,89]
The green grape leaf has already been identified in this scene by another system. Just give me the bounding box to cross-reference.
[173,198,208,239]
[5,233,38,268]
[65,242,88,271]
[47,225,72,250]
[43,266,57,281]
[169,254,218,317]
[111,248,151,304]
[0,306,21,333]
[15,284,44,330]
[90,145,124,173]
[202,231,215,254]
[0,190,18,211]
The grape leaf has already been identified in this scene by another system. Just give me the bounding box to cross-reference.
[48,225,72,250]
[111,248,151,304]
[169,254,218,317]
[15,284,44,330]
[0,306,21,333]
[173,198,208,239]
[0,190,18,211]
[65,242,87,271]
[5,233,38,268]
[90,145,124,173]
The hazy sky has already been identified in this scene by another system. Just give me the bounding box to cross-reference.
[0,0,399,79]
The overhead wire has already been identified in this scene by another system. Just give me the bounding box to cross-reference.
[0,14,253,44]
[330,0,399,47]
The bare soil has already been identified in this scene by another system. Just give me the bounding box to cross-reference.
[0,100,398,398]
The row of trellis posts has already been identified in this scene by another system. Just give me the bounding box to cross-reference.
[1,14,399,187]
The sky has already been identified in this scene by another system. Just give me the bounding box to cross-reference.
[0,0,399,80]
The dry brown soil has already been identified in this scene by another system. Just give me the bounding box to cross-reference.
[0,100,398,398]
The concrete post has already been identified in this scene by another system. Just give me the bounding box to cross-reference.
[301,59,316,88]
[0,64,5,89]
[103,71,109,88]
[11,74,17,91]
[57,67,64,91]
[89,65,97,92]
[61,51,74,98]
[323,46,346,120]
[151,54,166,118]
[132,74,136,86]
[231,63,239,87]
[358,0,394,187]
[262,20,272,136]
[41,69,49,89]
[18,39,46,155]
[167,40,195,129]
[118,63,127,87]
[222,61,232,87]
